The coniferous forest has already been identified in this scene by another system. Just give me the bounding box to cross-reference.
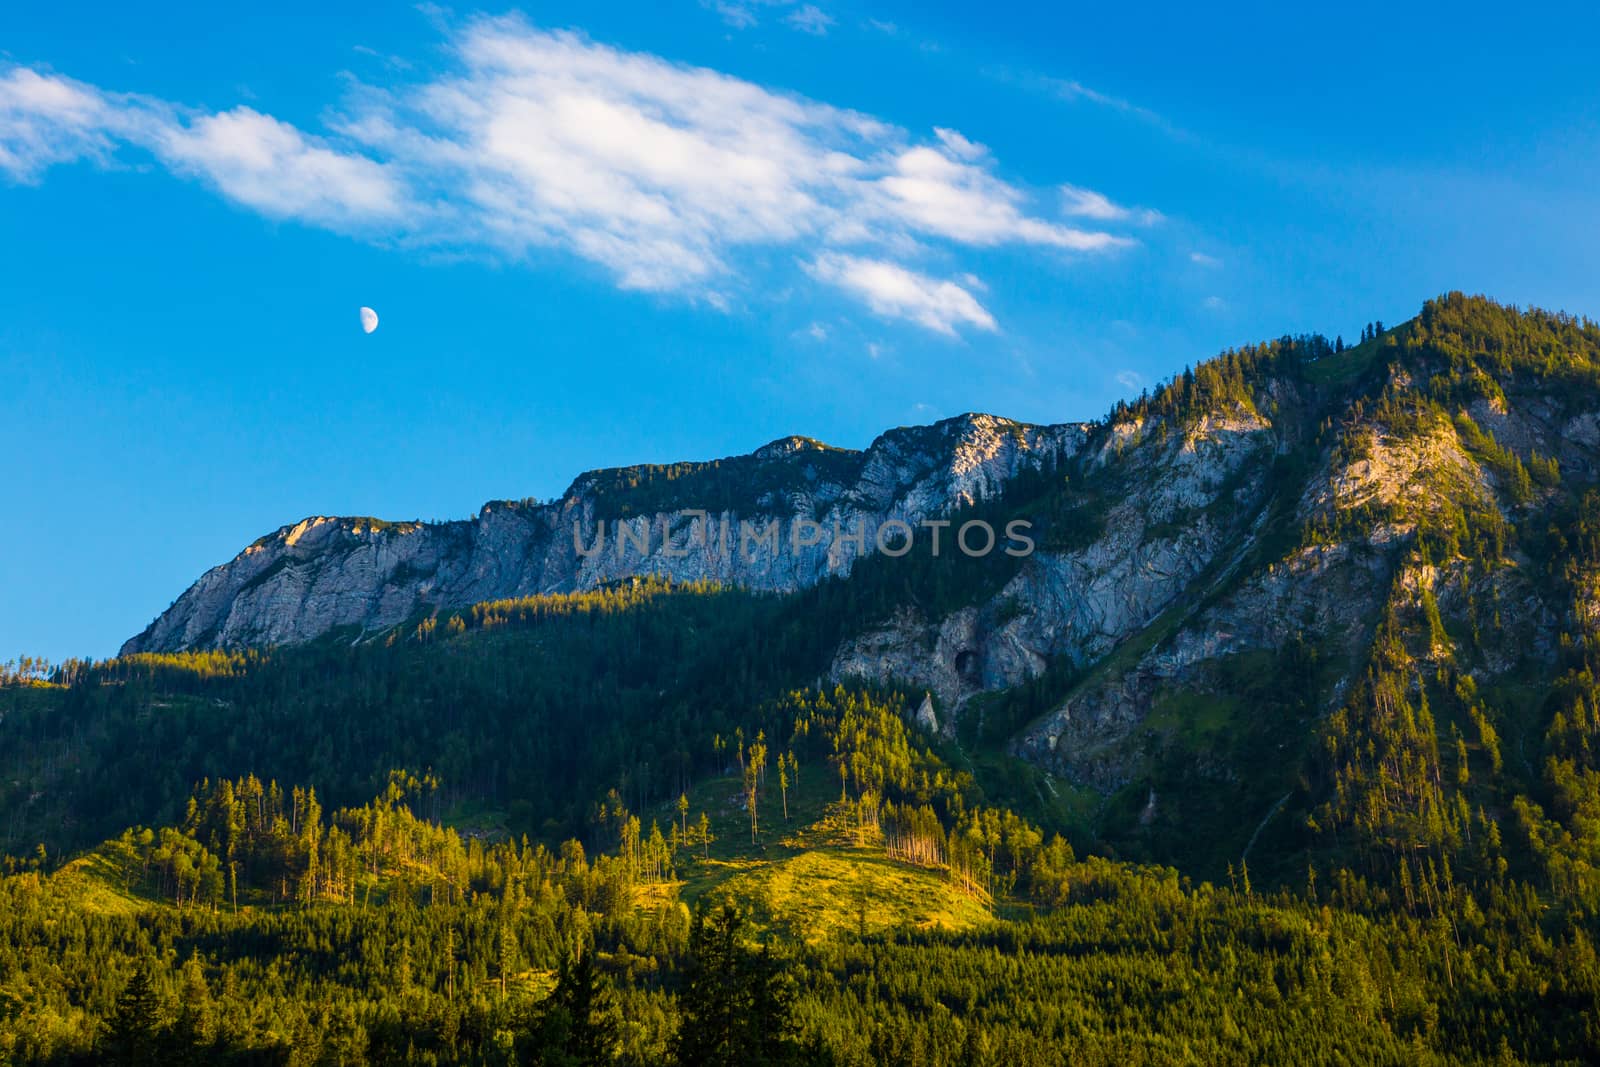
[7,296,1600,1063]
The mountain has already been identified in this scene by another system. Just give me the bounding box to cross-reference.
[10,294,1600,1063]
[13,294,1587,841]
[96,293,1600,864]
[122,414,1085,654]
[120,295,1598,828]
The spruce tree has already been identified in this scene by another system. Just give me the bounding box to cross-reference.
[672,904,800,1067]
[102,959,165,1066]
[533,949,618,1067]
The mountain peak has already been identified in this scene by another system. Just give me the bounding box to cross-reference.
[752,435,841,460]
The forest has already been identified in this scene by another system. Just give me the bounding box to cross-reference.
[7,675,1600,1065]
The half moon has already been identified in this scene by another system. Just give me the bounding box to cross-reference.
[359,306,379,334]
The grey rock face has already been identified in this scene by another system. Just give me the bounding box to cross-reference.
[122,413,1089,654]
[1012,541,1394,789]
[1002,375,1596,789]
[830,403,1279,711]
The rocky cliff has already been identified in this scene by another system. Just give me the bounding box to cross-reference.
[122,414,1088,654]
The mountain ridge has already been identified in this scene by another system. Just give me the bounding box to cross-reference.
[123,411,1087,654]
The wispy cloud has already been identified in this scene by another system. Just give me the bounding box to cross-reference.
[1115,369,1142,390]
[808,253,997,335]
[1189,250,1221,267]
[1060,184,1161,226]
[0,68,120,181]
[988,67,1181,138]
[704,0,832,33]
[1033,75,1174,132]
[157,108,406,226]
[703,0,762,29]
[1036,75,1147,117]
[785,5,834,35]
[879,144,1131,251]
[0,16,1150,335]
[352,44,414,72]
[0,67,404,229]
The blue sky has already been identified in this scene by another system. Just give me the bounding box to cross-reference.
[3,1,1599,660]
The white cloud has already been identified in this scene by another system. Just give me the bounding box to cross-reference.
[1203,295,1227,311]
[352,44,414,72]
[704,0,762,28]
[1115,370,1142,390]
[933,127,983,161]
[0,68,118,180]
[785,5,835,35]
[1013,71,1177,134]
[0,16,1149,335]
[0,70,403,230]
[1041,77,1146,117]
[879,144,1131,251]
[806,321,828,340]
[808,253,996,336]
[1061,183,1161,226]
[704,0,832,33]
[154,108,406,226]
[1189,250,1221,267]
[356,18,881,289]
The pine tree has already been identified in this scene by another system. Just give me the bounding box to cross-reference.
[170,952,215,1057]
[103,960,166,1066]
[535,950,619,1067]
[778,754,790,822]
[672,904,800,1066]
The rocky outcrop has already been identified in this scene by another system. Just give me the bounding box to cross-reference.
[1013,541,1394,789]
[123,414,1089,654]
[1006,378,1579,789]
[830,402,1279,710]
